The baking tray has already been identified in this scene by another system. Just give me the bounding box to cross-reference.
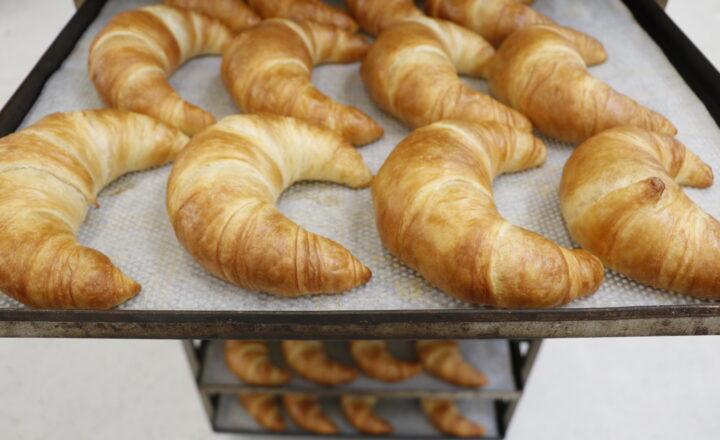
[0,0,719,339]
[199,340,520,399]
[213,394,501,438]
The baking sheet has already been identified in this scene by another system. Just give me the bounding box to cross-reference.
[1,0,719,312]
[214,393,498,438]
[200,340,518,398]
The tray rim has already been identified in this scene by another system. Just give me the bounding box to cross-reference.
[0,0,719,338]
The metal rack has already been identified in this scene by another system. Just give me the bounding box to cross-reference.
[183,339,542,438]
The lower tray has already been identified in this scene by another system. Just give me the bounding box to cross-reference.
[214,394,501,438]
[200,340,519,399]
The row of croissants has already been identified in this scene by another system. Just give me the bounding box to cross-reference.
[0,0,718,310]
[238,393,486,436]
[225,340,488,386]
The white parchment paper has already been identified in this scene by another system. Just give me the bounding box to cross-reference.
[2,0,719,311]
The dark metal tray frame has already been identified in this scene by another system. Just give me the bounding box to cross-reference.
[183,339,542,438]
[0,0,719,339]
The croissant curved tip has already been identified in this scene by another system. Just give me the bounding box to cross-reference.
[568,248,605,301]
[71,264,141,310]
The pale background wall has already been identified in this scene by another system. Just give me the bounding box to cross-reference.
[0,1,719,439]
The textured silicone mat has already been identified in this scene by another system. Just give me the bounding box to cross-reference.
[201,340,518,398]
[214,393,498,437]
[1,0,719,311]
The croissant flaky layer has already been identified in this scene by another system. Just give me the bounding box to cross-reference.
[561,126,719,298]
[416,341,487,387]
[489,25,674,144]
[89,5,233,135]
[344,0,424,36]
[249,0,359,31]
[425,0,606,51]
[341,395,393,435]
[239,394,286,432]
[349,341,422,382]
[283,394,339,434]
[421,398,486,437]
[282,340,358,385]
[0,110,188,309]
[221,18,382,145]
[163,0,260,33]
[361,17,531,132]
[167,114,372,296]
[372,121,604,308]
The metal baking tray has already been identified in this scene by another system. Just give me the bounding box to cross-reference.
[0,0,719,339]
[200,340,520,399]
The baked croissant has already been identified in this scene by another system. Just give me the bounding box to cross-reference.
[89,5,233,136]
[239,393,286,432]
[372,121,604,308]
[224,341,291,385]
[282,394,339,434]
[221,18,383,145]
[489,25,675,144]
[163,0,260,33]
[0,109,188,309]
[561,126,719,298]
[248,0,359,31]
[282,340,358,386]
[344,0,424,36]
[349,341,421,382]
[425,0,606,50]
[166,114,372,296]
[416,341,487,387]
[361,17,531,132]
[421,398,486,438]
[341,395,393,435]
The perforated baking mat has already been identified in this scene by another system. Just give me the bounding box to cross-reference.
[200,340,518,399]
[214,393,499,438]
[1,0,719,314]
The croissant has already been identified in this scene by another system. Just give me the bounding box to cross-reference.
[239,394,286,432]
[248,0,359,31]
[341,395,393,435]
[282,394,339,434]
[361,17,531,132]
[163,0,260,33]
[416,341,487,387]
[425,0,606,51]
[282,340,358,386]
[489,25,675,144]
[221,18,382,145]
[421,398,486,438]
[349,341,421,382]
[88,5,233,136]
[344,0,424,36]
[561,126,719,298]
[224,341,291,385]
[0,109,188,309]
[372,121,604,308]
[166,114,372,296]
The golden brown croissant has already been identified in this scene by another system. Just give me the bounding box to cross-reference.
[489,25,675,144]
[561,126,719,298]
[221,18,382,145]
[224,341,291,385]
[282,340,358,386]
[425,0,605,51]
[421,398,486,438]
[361,17,531,132]
[372,121,604,308]
[248,0,359,31]
[89,5,233,136]
[239,393,286,432]
[416,341,488,387]
[0,110,188,309]
[344,0,424,36]
[283,394,339,434]
[349,341,421,382]
[163,0,260,33]
[166,114,372,296]
[341,395,393,435]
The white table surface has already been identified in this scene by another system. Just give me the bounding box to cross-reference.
[1,1,719,439]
